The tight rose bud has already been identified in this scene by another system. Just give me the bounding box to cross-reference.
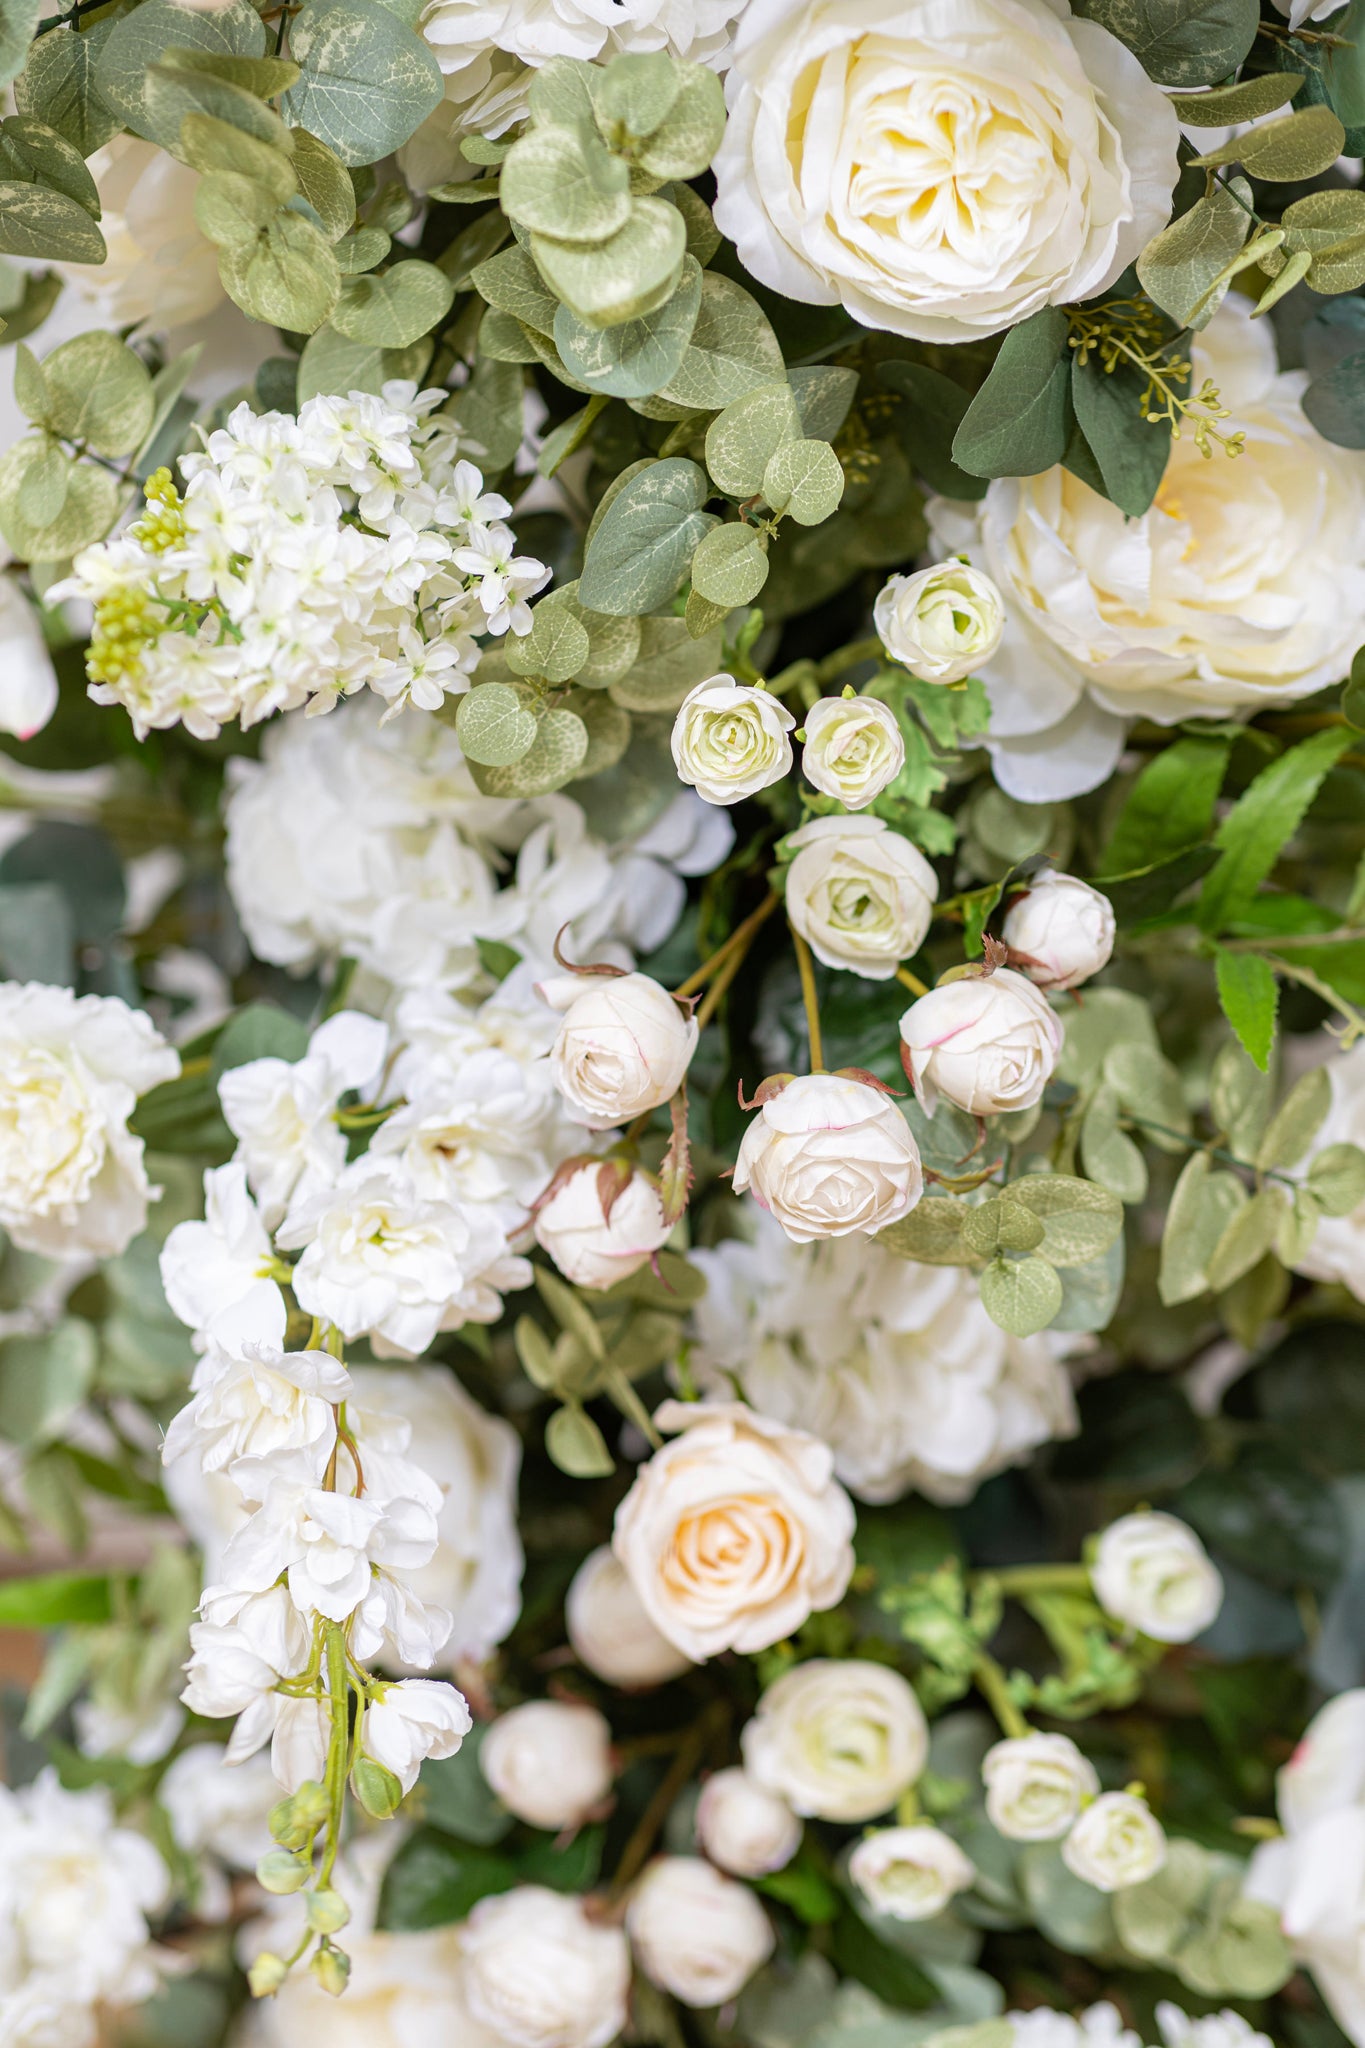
[480,1699,614,1832]
[696,1768,802,1878]
[848,1825,975,1920]
[539,972,697,1127]
[733,1073,923,1243]
[983,1732,1100,1842]
[1002,872,1116,992]
[1062,1791,1167,1892]
[566,1546,693,1689]
[626,1857,775,2008]
[361,1678,472,1795]
[534,1164,671,1291]
[801,696,905,810]
[785,817,938,981]
[671,675,796,805]
[1091,1512,1224,1644]
[741,1659,928,1823]
[899,967,1062,1117]
[874,564,1005,684]
[462,1886,631,2048]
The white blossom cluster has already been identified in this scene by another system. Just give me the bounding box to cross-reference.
[418,0,746,87]
[55,383,549,741]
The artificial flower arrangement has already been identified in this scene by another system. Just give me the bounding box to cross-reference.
[1,2,1365,2047]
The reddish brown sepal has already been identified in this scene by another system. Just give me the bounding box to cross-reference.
[833,1066,904,1096]
[595,1156,634,1226]
[737,1071,795,1112]
[552,922,628,979]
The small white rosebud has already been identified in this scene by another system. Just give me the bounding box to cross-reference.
[800,695,905,810]
[1002,872,1116,992]
[733,1073,923,1243]
[899,966,1062,1118]
[361,1678,472,1796]
[874,563,1005,684]
[1062,1790,1167,1892]
[1091,1512,1224,1644]
[566,1546,693,1688]
[626,1856,775,2008]
[534,1163,671,1291]
[539,971,697,1128]
[480,1699,614,1832]
[784,816,938,981]
[983,1731,1100,1842]
[848,1824,975,1920]
[696,1767,802,1878]
[671,674,796,805]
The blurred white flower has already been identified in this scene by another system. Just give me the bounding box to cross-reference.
[848,1824,975,1919]
[626,1856,774,2008]
[480,1700,613,1831]
[695,1767,801,1878]
[460,1886,631,2048]
[565,1545,693,1688]
[741,1659,927,1823]
[1091,1512,1223,1643]
[983,1731,1099,1842]
[1062,1792,1166,1892]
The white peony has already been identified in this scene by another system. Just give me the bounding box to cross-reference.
[1062,1791,1166,1892]
[1007,2003,1143,2048]
[1091,1511,1224,1643]
[784,816,938,981]
[733,1073,923,1243]
[983,1731,1099,1842]
[1002,872,1116,992]
[479,1700,613,1831]
[900,967,1063,1117]
[0,575,58,741]
[0,982,178,1258]
[612,1399,855,1660]
[1292,1040,1365,1303]
[1154,2008,1274,2048]
[695,1767,802,1878]
[741,1659,927,1823]
[56,136,225,331]
[671,675,795,805]
[848,1824,975,1920]
[712,0,1178,344]
[565,1545,693,1688]
[539,970,697,1126]
[460,1886,631,2048]
[534,1162,673,1291]
[362,1678,472,1795]
[928,299,1365,801]
[626,1856,774,2008]
[875,564,1005,685]
[800,696,905,810]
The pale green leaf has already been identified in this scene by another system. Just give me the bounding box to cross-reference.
[1168,72,1303,123]
[592,50,680,143]
[501,118,630,243]
[504,595,590,683]
[1306,1140,1365,1218]
[282,0,443,167]
[1256,1064,1331,1172]
[0,435,120,558]
[331,256,453,345]
[290,127,356,239]
[634,61,724,179]
[1137,181,1252,330]
[979,1254,1063,1337]
[532,193,685,328]
[1008,1175,1125,1268]
[689,519,768,607]
[34,330,154,456]
[763,436,844,524]
[0,178,104,262]
[545,1402,613,1478]
[1205,1182,1289,1292]
[1192,104,1346,182]
[218,207,341,331]
[877,1197,977,1266]
[455,681,538,766]
[606,611,721,711]
[1080,1082,1148,1203]
[579,454,715,615]
[1158,1151,1248,1306]
[657,271,785,410]
[296,321,431,401]
[180,109,298,195]
[94,0,266,143]
[552,253,701,399]
[705,379,801,497]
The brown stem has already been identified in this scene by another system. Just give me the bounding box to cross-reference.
[673,891,779,1000]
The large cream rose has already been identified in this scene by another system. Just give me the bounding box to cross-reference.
[929,299,1365,801]
[741,1658,927,1822]
[612,1400,856,1660]
[712,0,1178,345]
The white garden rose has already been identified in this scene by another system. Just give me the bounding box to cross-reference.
[900,968,1062,1118]
[785,817,938,981]
[460,1886,630,2048]
[848,1824,975,1920]
[479,1700,613,1831]
[1002,872,1116,992]
[671,675,795,805]
[1091,1512,1224,1644]
[875,565,1005,685]
[712,0,1179,345]
[57,137,226,332]
[538,970,697,1126]
[612,1400,856,1660]
[1291,1040,1365,1304]
[733,1073,923,1243]
[928,299,1365,801]
[533,1163,673,1290]
[800,696,905,810]
[983,1732,1100,1842]
[565,1545,693,1688]
[626,1856,775,2008]
[695,1768,802,1878]
[0,982,179,1258]
[741,1659,927,1823]
[1062,1791,1166,1892]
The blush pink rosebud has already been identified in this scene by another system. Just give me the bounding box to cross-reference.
[899,967,1062,1117]
[1002,871,1116,992]
[733,1072,923,1242]
[539,972,697,1128]
[533,1162,671,1291]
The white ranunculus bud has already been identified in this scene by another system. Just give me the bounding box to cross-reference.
[361,1679,472,1795]
[899,967,1063,1118]
[785,817,938,981]
[848,1824,975,1920]
[461,1885,631,2048]
[671,675,796,806]
[741,1659,928,1823]
[613,1401,855,1661]
[874,564,1006,684]
[696,1768,802,1878]
[626,1856,775,2008]
[800,695,905,810]
[566,1546,693,1688]
[479,1700,613,1831]
[534,1164,671,1292]
[539,971,696,1128]
[983,1732,1100,1842]
[1002,872,1116,992]
[1091,1512,1224,1644]
[1062,1791,1167,1892]
[733,1073,923,1243]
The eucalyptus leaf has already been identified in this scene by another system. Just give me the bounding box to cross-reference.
[579,455,716,616]
[94,0,266,144]
[1306,1142,1365,1218]
[31,330,154,456]
[634,61,725,179]
[552,253,701,399]
[1168,72,1303,124]
[1137,180,1253,330]
[979,1255,1064,1338]
[657,271,786,411]
[689,519,768,607]
[296,321,431,400]
[1008,1176,1125,1268]
[282,0,443,168]
[1158,1151,1247,1305]
[501,118,630,243]
[15,22,121,156]
[706,380,802,498]
[606,611,721,711]
[290,127,356,239]
[0,179,104,263]
[0,435,119,557]
[218,207,341,330]
[331,257,453,345]
[1192,104,1347,182]
[455,681,539,766]
[532,194,685,329]
[764,437,845,524]
[1070,0,1258,88]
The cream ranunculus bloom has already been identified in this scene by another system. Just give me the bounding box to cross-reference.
[565,1545,694,1688]
[899,967,1062,1118]
[733,1073,923,1242]
[741,1658,927,1822]
[626,1856,775,2008]
[928,298,1365,801]
[785,816,938,981]
[479,1700,613,1831]
[983,1731,1100,1842]
[712,0,1179,345]
[695,1767,802,1879]
[1062,1791,1167,1892]
[874,564,1005,685]
[848,1824,975,1920]
[800,696,905,810]
[539,970,698,1127]
[1091,1512,1224,1644]
[612,1400,856,1660]
[671,675,795,805]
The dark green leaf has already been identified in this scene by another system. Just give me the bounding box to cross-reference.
[1101,733,1230,873]
[952,310,1071,479]
[1070,0,1258,88]
[377,1830,517,1930]
[1303,348,1365,450]
[1175,1445,1346,1592]
[1070,353,1171,516]
[1199,728,1355,933]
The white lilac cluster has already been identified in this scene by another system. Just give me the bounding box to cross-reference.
[224,694,732,991]
[55,383,549,741]
[1001,2007,1271,2048]
[688,1212,1079,1505]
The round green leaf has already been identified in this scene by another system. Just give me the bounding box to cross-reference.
[689,519,768,608]
[763,436,845,524]
[15,437,68,531]
[593,52,680,142]
[553,253,701,399]
[658,271,785,410]
[290,128,356,241]
[1306,1141,1365,1218]
[500,119,630,243]
[455,681,539,766]
[179,110,298,195]
[219,208,341,331]
[572,690,632,777]
[296,321,431,402]
[281,0,443,168]
[331,257,453,346]
[962,1197,1047,1260]
[145,59,293,155]
[635,62,725,179]
[979,1254,1064,1337]
[195,170,281,250]
[705,379,802,498]
[471,707,590,796]
[0,179,104,263]
[545,1402,613,1478]
[532,194,686,329]
[504,598,590,684]
[37,331,154,457]
[93,0,266,142]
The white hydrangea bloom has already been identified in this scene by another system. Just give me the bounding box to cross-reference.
[419,0,746,86]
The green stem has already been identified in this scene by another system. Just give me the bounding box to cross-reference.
[988,1565,1092,1598]
[1121,1112,1298,1187]
[816,635,882,684]
[972,1651,1029,1741]
[791,925,824,1073]
[318,1625,351,1890]
[674,889,779,1000]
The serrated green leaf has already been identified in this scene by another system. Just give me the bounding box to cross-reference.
[94,0,266,144]
[689,519,768,607]
[952,308,1071,479]
[553,253,701,399]
[979,1254,1063,1337]
[282,0,443,167]
[15,23,121,156]
[1200,729,1354,935]
[501,117,630,242]
[1192,103,1346,181]
[657,270,785,410]
[579,454,715,615]
[1158,1151,1248,1305]
[219,207,341,330]
[533,192,685,328]
[705,379,801,498]
[0,178,104,262]
[331,256,452,345]
[1213,949,1278,1072]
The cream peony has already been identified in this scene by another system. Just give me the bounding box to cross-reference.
[848,1824,975,1920]
[626,1856,775,2008]
[1002,872,1116,992]
[785,816,938,981]
[733,1073,923,1242]
[479,1700,613,1831]
[712,0,1178,345]
[534,1162,673,1291]
[875,564,1006,685]
[0,982,179,1258]
[928,300,1365,801]
[460,1886,630,2048]
[1091,1511,1224,1644]
[1292,1040,1365,1304]
[671,675,795,805]
[900,968,1062,1118]
[565,1545,693,1688]
[695,1767,802,1879]
[983,1731,1100,1842]
[1062,1791,1166,1892]
[612,1400,856,1660]
[800,696,905,810]
[57,136,225,331]
[741,1659,927,1822]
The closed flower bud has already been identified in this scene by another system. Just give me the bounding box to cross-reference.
[361,1677,472,1796]
[696,1767,802,1878]
[1062,1791,1167,1892]
[671,675,796,805]
[534,1163,672,1292]
[742,1659,928,1823]
[480,1699,614,1832]
[539,971,698,1128]
[566,1545,693,1689]
[983,1732,1100,1842]
[350,1755,404,1818]
[256,1848,312,1894]
[875,564,1005,684]
[310,1942,351,1998]
[899,967,1062,1117]
[1091,1512,1224,1644]
[247,1950,289,1998]
[1002,872,1116,992]
[734,1073,923,1243]
[848,1824,975,1920]
[305,1888,350,1934]
[801,695,905,810]
[785,817,938,981]
[626,1856,775,2008]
